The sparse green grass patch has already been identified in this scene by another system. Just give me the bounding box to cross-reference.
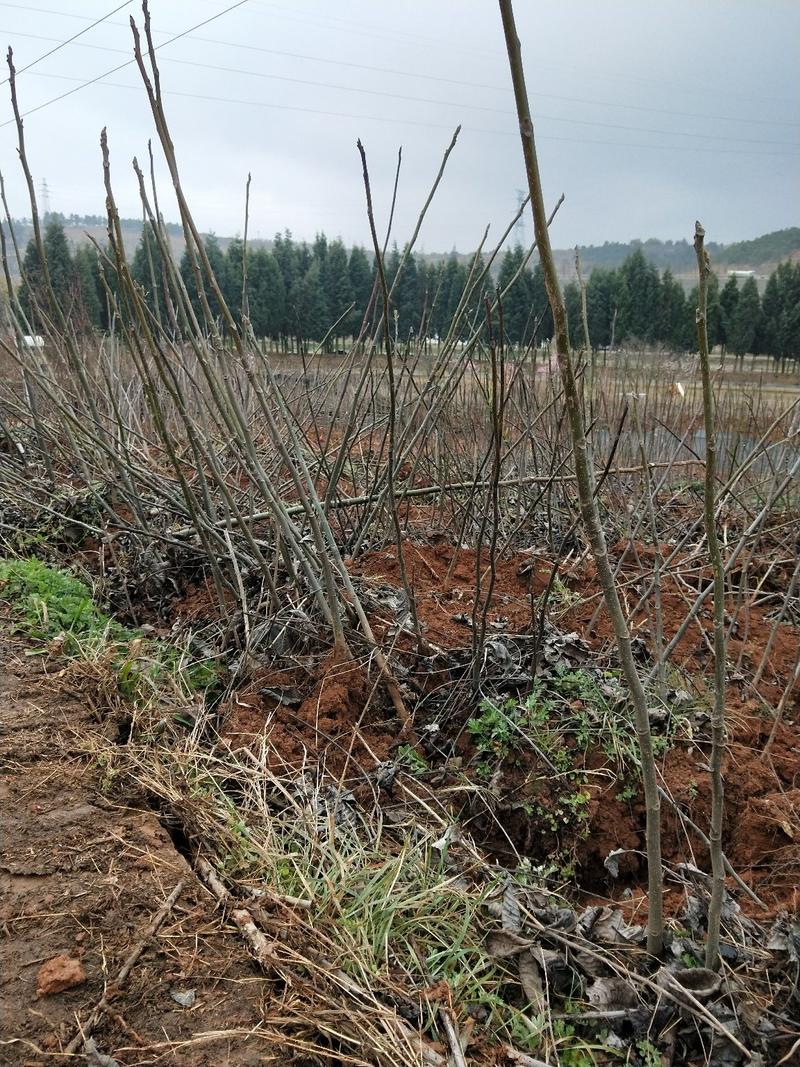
[0,556,219,702]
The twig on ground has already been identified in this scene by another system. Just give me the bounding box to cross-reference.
[64,878,185,1054]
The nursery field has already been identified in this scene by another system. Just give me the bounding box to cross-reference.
[1,325,798,1066]
[1,5,799,1065]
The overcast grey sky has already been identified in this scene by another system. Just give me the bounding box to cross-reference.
[0,0,797,253]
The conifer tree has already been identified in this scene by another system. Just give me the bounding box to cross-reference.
[348,245,374,335]
[223,237,246,323]
[531,260,554,342]
[729,275,761,358]
[497,245,534,345]
[248,249,285,340]
[657,268,687,350]
[132,224,172,328]
[756,269,781,357]
[773,262,800,361]
[394,250,420,340]
[73,246,103,331]
[617,249,660,342]
[18,219,75,329]
[718,275,739,353]
[585,267,618,348]
[289,259,327,346]
[323,239,353,344]
[563,281,583,348]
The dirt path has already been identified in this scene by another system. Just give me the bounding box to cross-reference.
[0,626,271,1066]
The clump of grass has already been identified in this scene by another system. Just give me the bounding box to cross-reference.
[0,556,133,648]
[0,556,219,702]
[100,731,556,1061]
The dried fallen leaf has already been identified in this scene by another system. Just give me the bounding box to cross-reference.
[485,930,533,958]
[579,906,643,944]
[170,988,196,1008]
[502,881,522,934]
[586,976,638,1011]
[667,967,721,1001]
[518,951,545,1015]
[85,1039,121,1067]
[603,849,626,879]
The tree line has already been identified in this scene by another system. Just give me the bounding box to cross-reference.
[560,251,800,361]
[9,218,800,362]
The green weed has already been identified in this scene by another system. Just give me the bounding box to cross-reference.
[0,557,218,701]
[397,743,429,775]
[0,556,132,649]
[467,697,518,758]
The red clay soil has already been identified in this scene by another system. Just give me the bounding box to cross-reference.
[166,575,236,625]
[222,648,395,777]
[0,625,275,1066]
[213,538,799,922]
[350,538,550,648]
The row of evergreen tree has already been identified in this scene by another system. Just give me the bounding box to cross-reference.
[10,218,800,360]
[560,253,800,359]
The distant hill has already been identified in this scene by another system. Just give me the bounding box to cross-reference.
[562,228,800,273]
[4,215,798,291]
[551,228,800,290]
[714,228,800,267]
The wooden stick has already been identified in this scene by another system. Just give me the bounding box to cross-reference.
[64,879,185,1055]
[171,460,704,537]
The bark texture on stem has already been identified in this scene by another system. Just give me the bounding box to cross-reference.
[498,0,663,956]
[694,221,727,970]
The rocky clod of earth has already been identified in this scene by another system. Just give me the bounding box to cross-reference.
[36,954,86,997]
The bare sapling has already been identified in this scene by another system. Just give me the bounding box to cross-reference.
[498,0,664,956]
[471,294,506,693]
[630,396,667,701]
[693,222,727,969]
[574,246,595,421]
[357,138,427,657]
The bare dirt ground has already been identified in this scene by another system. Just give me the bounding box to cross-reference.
[0,625,273,1066]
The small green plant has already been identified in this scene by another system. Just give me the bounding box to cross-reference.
[397,744,428,775]
[616,781,638,803]
[93,752,118,795]
[561,789,591,828]
[550,575,580,607]
[636,1038,662,1067]
[467,698,517,758]
[551,1019,600,1066]
[522,687,573,771]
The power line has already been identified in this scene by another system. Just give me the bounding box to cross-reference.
[149,58,800,146]
[183,38,798,129]
[3,28,797,148]
[7,69,796,159]
[0,0,251,128]
[146,0,800,108]
[0,1,132,84]
[1,1,796,115]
